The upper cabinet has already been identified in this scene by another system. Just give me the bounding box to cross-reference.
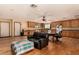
[62,20,71,28]
[51,21,62,28]
[70,19,79,28]
[27,21,36,28]
[51,19,79,28]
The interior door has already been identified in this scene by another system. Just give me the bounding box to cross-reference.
[1,22,10,37]
[15,22,21,36]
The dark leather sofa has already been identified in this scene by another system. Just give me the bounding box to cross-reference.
[27,32,49,49]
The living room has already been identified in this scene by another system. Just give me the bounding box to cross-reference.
[0,4,79,55]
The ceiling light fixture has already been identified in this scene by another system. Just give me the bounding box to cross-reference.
[30,4,37,8]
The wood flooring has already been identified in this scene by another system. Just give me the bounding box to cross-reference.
[0,36,79,55]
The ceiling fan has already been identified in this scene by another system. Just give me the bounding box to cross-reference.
[42,16,46,21]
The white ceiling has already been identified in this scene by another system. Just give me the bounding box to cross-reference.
[0,4,79,22]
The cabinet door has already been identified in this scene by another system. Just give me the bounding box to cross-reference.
[1,22,10,37]
[71,20,79,28]
[62,21,71,28]
[51,22,58,28]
